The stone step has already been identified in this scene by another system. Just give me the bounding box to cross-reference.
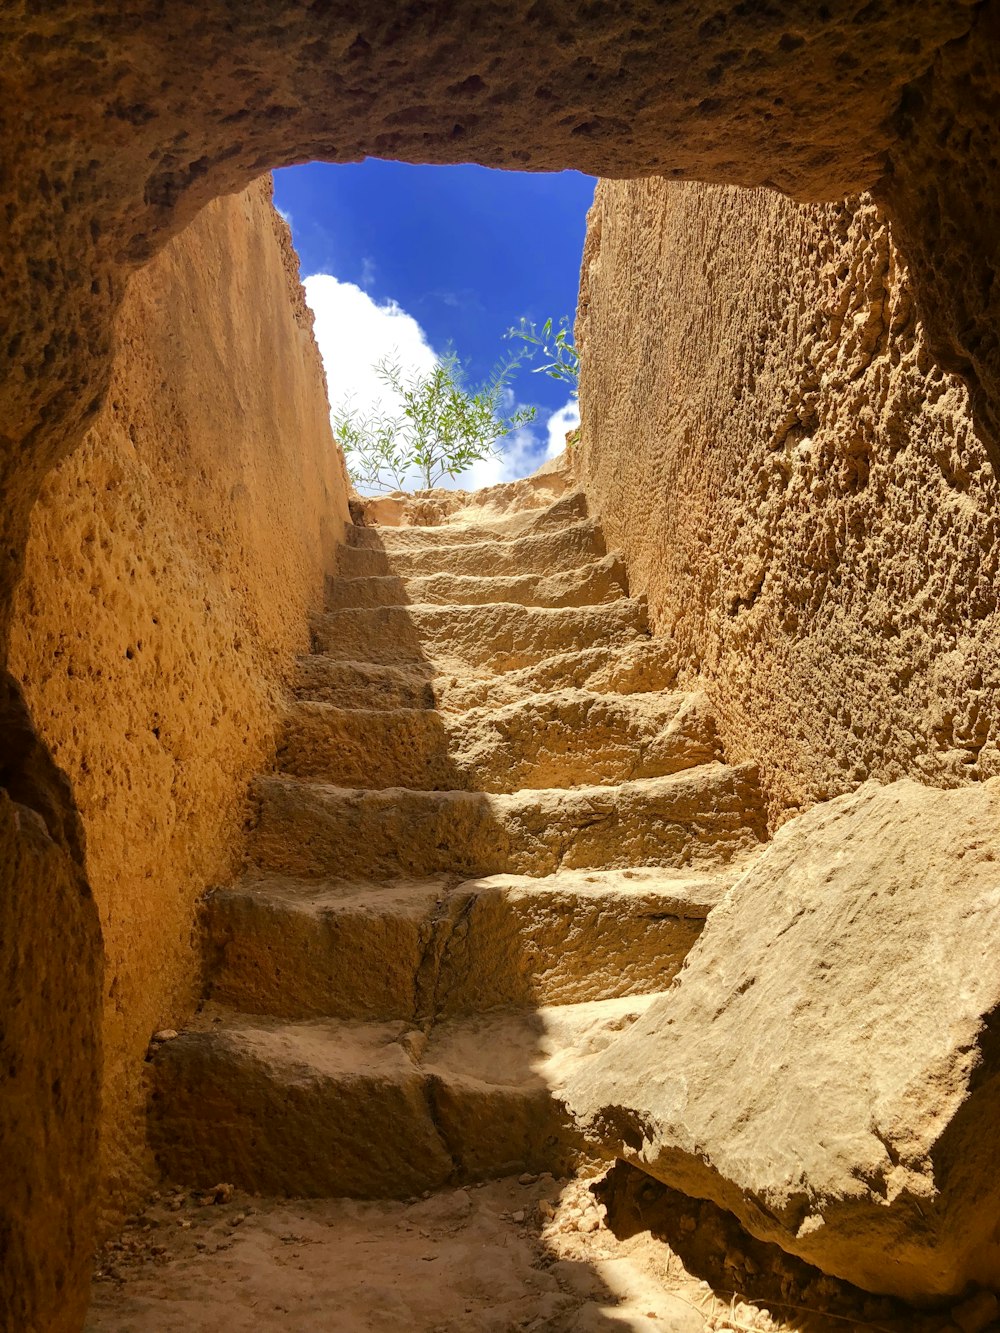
[203,868,736,1022]
[346,491,589,551]
[310,600,648,673]
[293,658,437,710]
[292,640,679,711]
[149,994,657,1198]
[360,456,572,529]
[279,690,718,791]
[335,518,606,580]
[324,553,628,611]
[249,764,766,881]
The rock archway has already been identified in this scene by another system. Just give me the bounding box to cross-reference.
[2,3,998,1327]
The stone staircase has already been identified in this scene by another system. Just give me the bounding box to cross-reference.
[150,474,768,1200]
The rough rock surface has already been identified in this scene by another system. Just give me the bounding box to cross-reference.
[3,12,997,1321]
[0,690,102,1333]
[150,480,769,1217]
[0,3,994,635]
[250,765,763,880]
[279,689,718,791]
[204,868,734,1020]
[311,599,648,673]
[577,179,1000,824]
[7,178,349,1234]
[567,779,1000,1300]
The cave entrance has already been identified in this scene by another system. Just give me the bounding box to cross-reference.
[274,159,591,495]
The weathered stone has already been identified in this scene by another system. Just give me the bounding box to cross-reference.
[310,599,648,672]
[576,177,1000,823]
[335,519,606,580]
[278,689,718,790]
[250,764,766,880]
[8,178,348,1237]
[150,995,656,1198]
[324,553,628,611]
[566,779,1000,1299]
[346,492,590,548]
[293,638,680,712]
[5,11,994,1321]
[0,682,102,1333]
[203,868,733,1020]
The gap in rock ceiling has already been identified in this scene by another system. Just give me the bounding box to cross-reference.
[274,160,594,492]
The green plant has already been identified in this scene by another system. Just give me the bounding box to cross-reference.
[507,316,580,396]
[334,352,536,494]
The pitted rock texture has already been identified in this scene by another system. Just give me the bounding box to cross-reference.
[8,177,349,1232]
[278,689,718,791]
[0,747,102,1333]
[336,518,607,580]
[204,869,735,1021]
[577,178,1000,825]
[250,766,764,881]
[0,1,996,664]
[567,779,1000,1300]
[324,553,630,610]
[151,478,769,1211]
[5,11,997,1321]
[292,638,683,713]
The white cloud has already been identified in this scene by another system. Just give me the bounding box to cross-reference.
[303,271,573,493]
[359,256,377,290]
[545,398,580,458]
[304,273,437,425]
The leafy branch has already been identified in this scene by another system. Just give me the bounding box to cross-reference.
[506,316,579,397]
[334,351,536,494]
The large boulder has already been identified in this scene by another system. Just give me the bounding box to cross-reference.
[566,778,1000,1300]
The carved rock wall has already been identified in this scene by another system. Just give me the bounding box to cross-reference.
[0,682,102,1333]
[8,176,349,1235]
[576,179,1000,823]
[1,4,999,1325]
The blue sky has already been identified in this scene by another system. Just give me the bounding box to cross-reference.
[273,161,596,489]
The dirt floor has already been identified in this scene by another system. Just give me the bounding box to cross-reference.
[84,1166,994,1333]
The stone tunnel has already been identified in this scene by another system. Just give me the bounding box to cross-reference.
[3,4,1000,1329]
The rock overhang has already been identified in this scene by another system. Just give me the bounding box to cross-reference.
[565,777,1000,1299]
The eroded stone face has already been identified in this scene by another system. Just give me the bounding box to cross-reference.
[0,683,102,1333]
[566,779,1000,1299]
[576,177,1000,822]
[3,179,349,1326]
[2,6,999,1328]
[0,0,992,628]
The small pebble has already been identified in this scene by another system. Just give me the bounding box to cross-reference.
[518,1172,539,1185]
[512,1210,525,1223]
[152,1029,179,1043]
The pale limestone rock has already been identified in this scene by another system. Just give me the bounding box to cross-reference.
[279,689,718,791]
[204,867,735,1020]
[250,764,765,881]
[566,778,1000,1299]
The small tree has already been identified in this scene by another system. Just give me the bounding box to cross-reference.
[334,352,536,494]
[507,316,580,397]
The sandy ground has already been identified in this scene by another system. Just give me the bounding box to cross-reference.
[84,1168,989,1333]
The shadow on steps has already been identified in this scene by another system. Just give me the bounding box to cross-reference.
[595,1161,969,1333]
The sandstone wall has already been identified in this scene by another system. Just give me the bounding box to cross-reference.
[8,176,350,1229]
[576,180,1000,824]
